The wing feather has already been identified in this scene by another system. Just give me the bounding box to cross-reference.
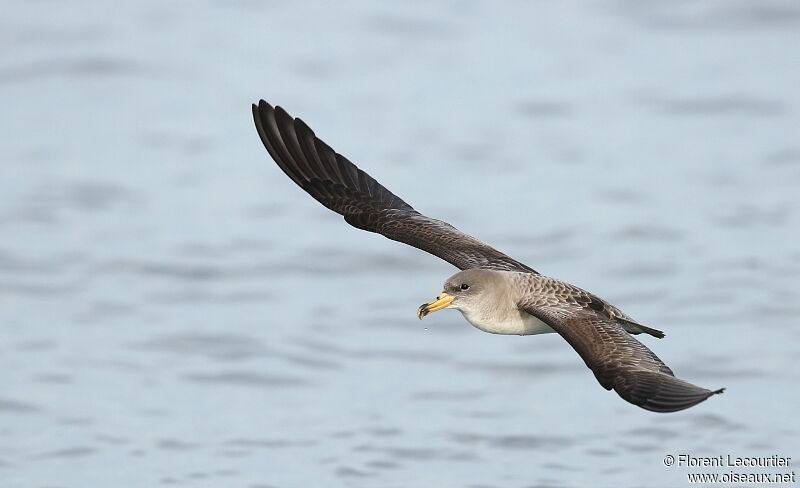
[253,100,536,273]
[519,304,723,412]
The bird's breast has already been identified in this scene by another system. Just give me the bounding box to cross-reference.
[459,308,555,336]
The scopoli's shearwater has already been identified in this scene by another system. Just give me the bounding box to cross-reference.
[252,100,724,413]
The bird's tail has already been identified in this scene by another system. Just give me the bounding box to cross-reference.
[619,318,666,339]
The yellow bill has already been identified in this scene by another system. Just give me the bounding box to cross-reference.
[417,292,455,320]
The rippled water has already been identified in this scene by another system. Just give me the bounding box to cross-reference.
[2,1,799,487]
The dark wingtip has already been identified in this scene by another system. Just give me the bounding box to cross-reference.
[273,104,291,121]
[622,371,727,413]
[252,100,271,131]
[645,386,725,413]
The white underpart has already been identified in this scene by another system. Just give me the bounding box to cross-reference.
[457,306,555,336]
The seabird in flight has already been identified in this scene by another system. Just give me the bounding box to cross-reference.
[251,100,724,413]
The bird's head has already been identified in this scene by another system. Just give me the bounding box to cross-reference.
[417,269,502,320]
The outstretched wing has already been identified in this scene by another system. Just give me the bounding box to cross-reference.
[252,100,536,273]
[520,305,723,412]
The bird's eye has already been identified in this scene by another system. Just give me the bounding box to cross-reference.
[460,283,470,290]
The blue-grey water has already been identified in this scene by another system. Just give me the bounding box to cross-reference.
[2,1,799,487]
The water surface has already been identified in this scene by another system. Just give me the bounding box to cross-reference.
[1,1,798,487]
